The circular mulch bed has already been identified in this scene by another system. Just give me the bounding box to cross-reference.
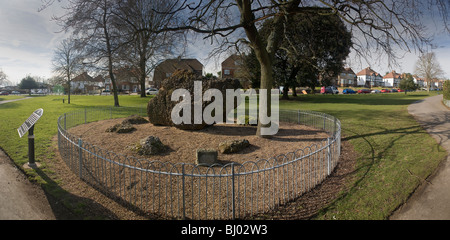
[68,118,330,165]
[44,117,357,220]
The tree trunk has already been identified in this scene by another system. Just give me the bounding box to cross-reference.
[139,56,147,98]
[282,84,290,100]
[67,73,71,104]
[237,0,284,137]
[103,10,120,107]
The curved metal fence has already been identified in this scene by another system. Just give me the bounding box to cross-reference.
[57,106,341,219]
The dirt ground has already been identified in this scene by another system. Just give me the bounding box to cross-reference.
[68,118,330,165]
[42,118,357,220]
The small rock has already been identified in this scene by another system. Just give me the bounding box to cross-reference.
[106,123,136,133]
[122,115,149,125]
[218,139,250,154]
[106,124,121,132]
[137,136,166,155]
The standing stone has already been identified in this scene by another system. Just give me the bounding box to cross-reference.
[147,69,241,130]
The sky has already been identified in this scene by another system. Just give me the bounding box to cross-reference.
[1,0,450,85]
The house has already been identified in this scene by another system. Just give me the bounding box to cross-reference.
[413,75,425,88]
[383,70,402,88]
[153,58,204,88]
[356,67,383,87]
[71,72,104,94]
[336,68,357,87]
[105,67,142,94]
[221,54,244,79]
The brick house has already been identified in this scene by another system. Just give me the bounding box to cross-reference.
[104,67,142,94]
[221,54,244,79]
[71,72,104,94]
[152,58,203,88]
[336,68,357,87]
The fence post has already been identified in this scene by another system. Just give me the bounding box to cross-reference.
[182,164,186,220]
[231,163,236,220]
[327,137,331,175]
[78,138,83,179]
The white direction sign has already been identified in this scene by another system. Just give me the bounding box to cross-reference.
[18,108,44,138]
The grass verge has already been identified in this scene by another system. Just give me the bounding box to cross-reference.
[280,92,447,219]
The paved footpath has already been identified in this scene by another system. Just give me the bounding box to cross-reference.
[391,95,450,220]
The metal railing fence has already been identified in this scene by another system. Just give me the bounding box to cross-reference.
[57,106,341,219]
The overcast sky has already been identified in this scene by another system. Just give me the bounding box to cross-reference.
[1,0,449,85]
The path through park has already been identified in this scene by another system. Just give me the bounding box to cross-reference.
[391,94,450,220]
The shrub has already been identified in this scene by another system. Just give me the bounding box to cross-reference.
[444,80,450,100]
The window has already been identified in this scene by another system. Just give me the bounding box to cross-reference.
[224,69,230,75]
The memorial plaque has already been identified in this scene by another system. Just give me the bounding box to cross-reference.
[18,108,44,138]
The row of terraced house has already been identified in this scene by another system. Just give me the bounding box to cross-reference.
[336,67,446,89]
[69,55,446,94]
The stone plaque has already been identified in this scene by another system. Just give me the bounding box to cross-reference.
[196,149,218,166]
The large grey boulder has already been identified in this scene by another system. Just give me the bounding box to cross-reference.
[147,69,241,130]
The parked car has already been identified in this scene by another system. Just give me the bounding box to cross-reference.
[320,86,339,94]
[146,88,159,95]
[0,91,9,95]
[371,89,381,94]
[342,88,356,94]
[357,89,371,94]
[391,89,398,92]
[397,89,405,92]
[11,91,20,95]
[381,89,390,93]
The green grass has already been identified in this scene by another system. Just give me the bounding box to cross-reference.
[280,92,446,219]
[0,92,447,219]
[0,95,27,101]
[0,95,150,219]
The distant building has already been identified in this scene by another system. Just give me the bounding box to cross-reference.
[383,70,402,88]
[153,58,204,88]
[413,75,425,88]
[104,67,142,94]
[336,68,357,87]
[356,67,383,87]
[221,54,244,79]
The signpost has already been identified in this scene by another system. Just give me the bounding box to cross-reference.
[18,108,43,168]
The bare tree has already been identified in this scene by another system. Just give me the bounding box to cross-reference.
[52,38,83,104]
[0,68,11,86]
[46,0,449,136]
[157,0,449,137]
[414,52,444,92]
[116,0,186,97]
[55,0,127,107]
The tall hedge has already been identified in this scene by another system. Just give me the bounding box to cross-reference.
[444,80,450,100]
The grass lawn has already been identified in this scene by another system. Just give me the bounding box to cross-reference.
[0,92,447,219]
[280,92,447,219]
